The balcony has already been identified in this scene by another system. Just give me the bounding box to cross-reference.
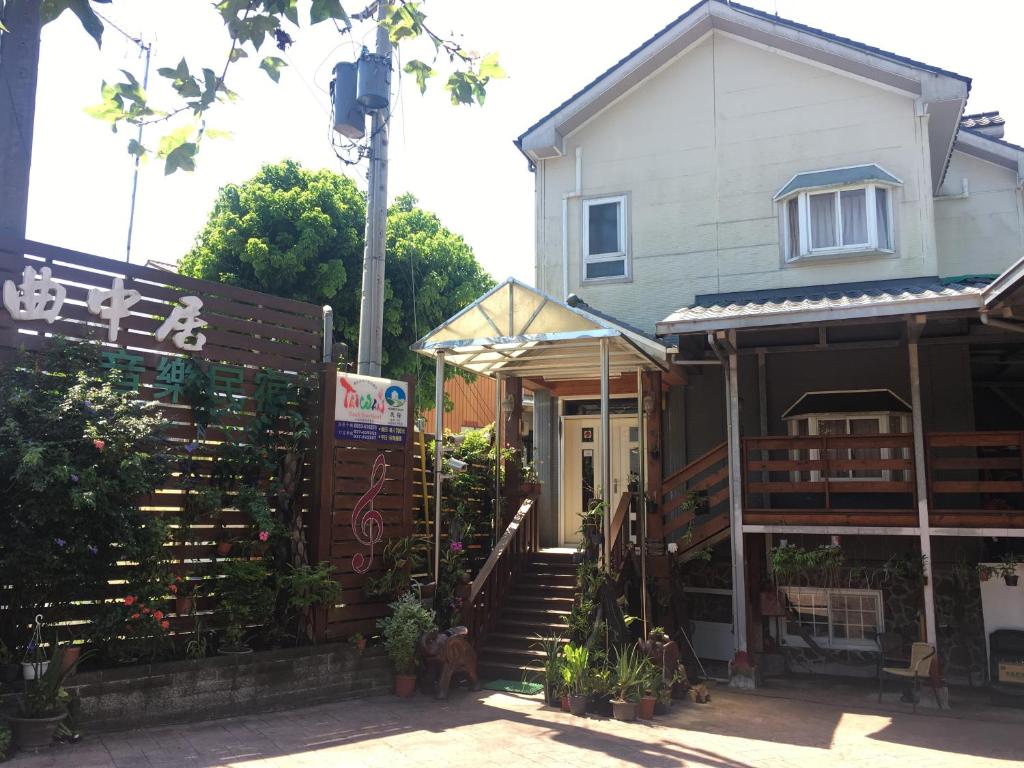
[739,432,1024,529]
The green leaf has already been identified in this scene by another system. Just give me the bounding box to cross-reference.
[126,139,149,158]
[40,0,104,47]
[228,47,249,63]
[478,52,506,81]
[157,123,196,158]
[310,0,347,25]
[204,128,233,140]
[164,142,198,175]
[259,56,287,84]
[403,60,435,95]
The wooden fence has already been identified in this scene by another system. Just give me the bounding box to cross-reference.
[0,238,325,639]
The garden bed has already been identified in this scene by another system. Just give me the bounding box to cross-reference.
[0,642,390,733]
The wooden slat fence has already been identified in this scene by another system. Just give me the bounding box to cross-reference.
[0,239,325,641]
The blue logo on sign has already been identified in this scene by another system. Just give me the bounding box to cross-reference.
[385,385,406,409]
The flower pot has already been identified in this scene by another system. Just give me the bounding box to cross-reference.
[216,541,233,556]
[218,644,253,655]
[58,645,81,675]
[394,673,417,698]
[175,596,194,615]
[589,694,612,717]
[21,660,48,681]
[560,693,570,712]
[1005,574,1019,587]
[638,695,656,720]
[611,699,638,722]
[355,638,367,652]
[8,711,66,751]
[568,693,588,716]
[653,699,670,716]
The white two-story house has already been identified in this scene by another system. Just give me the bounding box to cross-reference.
[510,0,1024,683]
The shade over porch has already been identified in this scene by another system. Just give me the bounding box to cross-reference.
[412,278,671,633]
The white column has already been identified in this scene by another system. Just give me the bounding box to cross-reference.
[637,368,648,636]
[908,338,937,647]
[726,337,748,654]
[494,372,503,537]
[433,351,445,582]
[600,337,611,570]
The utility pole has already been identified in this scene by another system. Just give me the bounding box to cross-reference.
[0,1,42,241]
[355,8,392,377]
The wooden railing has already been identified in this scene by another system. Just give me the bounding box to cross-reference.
[927,432,1024,528]
[661,442,730,549]
[608,491,633,572]
[461,498,538,649]
[742,434,917,526]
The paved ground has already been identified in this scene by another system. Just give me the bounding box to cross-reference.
[7,683,1023,767]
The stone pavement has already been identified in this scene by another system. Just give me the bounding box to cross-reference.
[7,684,1023,768]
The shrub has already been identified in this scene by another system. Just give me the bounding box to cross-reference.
[377,592,436,676]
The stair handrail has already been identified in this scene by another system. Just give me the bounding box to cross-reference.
[462,497,537,648]
[607,490,632,571]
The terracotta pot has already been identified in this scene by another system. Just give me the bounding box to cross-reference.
[611,700,638,721]
[216,541,233,556]
[355,638,367,652]
[568,693,588,716]
[560,693,570,712]
[58,645,81,675]
[395,673,417,698]
[638,695,656,720]
[8,711,66,751]
[175,596,194,616]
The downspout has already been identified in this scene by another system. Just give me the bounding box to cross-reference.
[561,147,583,299]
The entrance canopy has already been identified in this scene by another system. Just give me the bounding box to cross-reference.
[411,278,669,380]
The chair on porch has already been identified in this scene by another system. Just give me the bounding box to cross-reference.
[873,631,908,681]
[878,641,941,713]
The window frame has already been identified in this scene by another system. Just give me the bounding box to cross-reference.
[582,194,630,284]
[781,586,885,651]
[782,182,896,263]
[787,410,911,482]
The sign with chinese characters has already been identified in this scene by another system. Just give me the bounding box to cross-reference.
[2,265,207,351]
[334,373,408,444]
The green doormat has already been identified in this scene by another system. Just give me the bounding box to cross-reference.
[482,679,544,695]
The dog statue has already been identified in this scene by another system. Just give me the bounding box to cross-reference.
[417,626,481,700]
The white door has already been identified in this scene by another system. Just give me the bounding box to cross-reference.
[560,416,641,546]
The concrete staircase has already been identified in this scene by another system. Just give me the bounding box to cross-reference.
[477,550,576,681]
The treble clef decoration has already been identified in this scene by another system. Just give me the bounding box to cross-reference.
[351,453,387,574]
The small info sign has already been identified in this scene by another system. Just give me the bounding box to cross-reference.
[334,373,409,443]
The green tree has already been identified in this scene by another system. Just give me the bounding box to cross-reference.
[26,1,504,173]
[180,159,494,410]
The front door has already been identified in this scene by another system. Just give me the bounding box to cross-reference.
[560,416,640,546]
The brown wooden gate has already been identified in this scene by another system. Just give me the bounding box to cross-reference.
[315,367,416,640]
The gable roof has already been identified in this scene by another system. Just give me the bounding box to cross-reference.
[515,0,970,192]
[774,164,902,200]
[411,278,669,379]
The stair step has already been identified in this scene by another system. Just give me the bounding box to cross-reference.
[493,618,568,634]
[517,571,577,583]
[484,631,569,650]
[506,594,575,608]
[478,659,544,682]
[511,583,577,597]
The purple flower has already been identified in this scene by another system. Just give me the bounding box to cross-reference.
[83,400,95,411]
[54,538,66,548]
[449,540,463,552]
[70,474,80,484]
[87,544,99,556]
[184,442,198,454]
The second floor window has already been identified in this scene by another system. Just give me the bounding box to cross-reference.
[777,165,900,263]
[583,195,629,281]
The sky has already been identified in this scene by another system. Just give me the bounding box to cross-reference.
[25,0,1024,286]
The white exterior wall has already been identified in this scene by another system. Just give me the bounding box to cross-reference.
[936,149,1024,278]
[535,32,939,333]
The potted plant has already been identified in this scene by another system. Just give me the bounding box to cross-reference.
[689,682,712,704]
[588,663,614,717]
[978,563,993,582]
[996,553,1020,586]
[562,643,590,716]
[349,633,367,653]
[20,638,47,682]
[377,592,437,698]
[170,576,200,616]
[7,646,90,751]
[638,656,659,720]
[217,559,276,653]
[610,645,645,721]
[533,633,564,707]
[520,461,542,497]
[54,630,81,677]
